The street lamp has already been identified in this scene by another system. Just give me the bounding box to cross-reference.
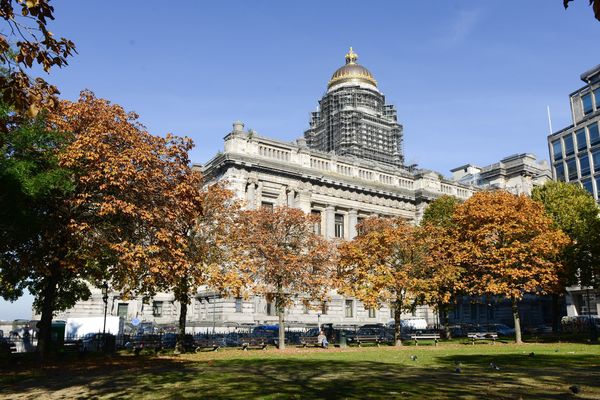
[317,313,321,331]
[101,281,109,336]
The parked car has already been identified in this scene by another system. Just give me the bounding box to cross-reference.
[81,333,115,352]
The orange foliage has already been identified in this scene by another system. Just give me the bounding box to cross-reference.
[48,90,202,296]
[453,191,570,301]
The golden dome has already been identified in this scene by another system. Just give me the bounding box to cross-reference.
[328,47,378,89]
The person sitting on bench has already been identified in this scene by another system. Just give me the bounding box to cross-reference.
[317,330,328,348]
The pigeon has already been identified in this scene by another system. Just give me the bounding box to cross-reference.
[410,355,417,361]
[569,385,580,394]
[454,367,462,373]
[489,362,500,371]
[528,352,535,357]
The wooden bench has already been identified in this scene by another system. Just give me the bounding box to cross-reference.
[353,335,384,347]
[195,339,220,352]
[410,334,440,346]
[467,332,498,345]
[299,336,323,348]
[240,338,268,351]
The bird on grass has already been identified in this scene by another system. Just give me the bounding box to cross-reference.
[454,361,462,373]
[410,355,417,361]
[489,362,500,371]
[528,352,535,357]
[569,385,580,394]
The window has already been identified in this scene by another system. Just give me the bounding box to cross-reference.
[589,123,600,146]
[596,176,600,199]
[470,303,478,320]
[576,129,587,151]
[595,88,600,109]
[368,308,376,318]
[261,202,273,211]
[356,217,365,235]
[552,140,563,161]
[235,297,243,313]
[555,163,565,181]
[593,149,600,173]
[345,300,354,318]
[152,301,163,317]
[567,158,578,181]
[580,154,591,176]
[582,92,593,115]
[334,214,344,238]
[321,301,328,315]
[564,135,575,156]
[266,301,275,316]
[311,210,321,235]
[582,179,594,195]
[303,302,310,314]
[117,303,128,318]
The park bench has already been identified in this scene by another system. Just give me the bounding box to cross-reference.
[195,338,220,352]
[352,335,385,347]
[240,338,268,351]
[410,333,440,346]
[299,336,323,348]
[467,332,498,345]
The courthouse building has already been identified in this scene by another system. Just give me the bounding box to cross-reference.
[54,49,479,331]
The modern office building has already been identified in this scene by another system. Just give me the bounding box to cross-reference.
[51,49,477,331]
[547,65,600,318]
[548,65,600,199]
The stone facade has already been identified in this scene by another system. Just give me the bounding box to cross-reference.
[450,153,551,196]
[51,49,477,331]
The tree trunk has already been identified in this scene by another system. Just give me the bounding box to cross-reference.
[394,298,402,346]
[176,292,188,353]
[440,304,452,340]
[551,293,560,334]
[37,272,59,359]
[277,299,285,350]
[512,297,523,344]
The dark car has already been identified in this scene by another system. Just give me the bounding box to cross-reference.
[0,337,16,354]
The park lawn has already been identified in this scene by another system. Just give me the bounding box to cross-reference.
[1,342,599,399]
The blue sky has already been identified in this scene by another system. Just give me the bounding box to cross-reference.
[1,1,599,320]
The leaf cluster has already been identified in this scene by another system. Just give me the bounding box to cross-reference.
[0,0,76,119]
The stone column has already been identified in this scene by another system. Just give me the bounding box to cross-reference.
[286,189,295,207]
[246,181,256,209]
[348,209,358,239]
[296,190,312,213]
[325,205,335,239]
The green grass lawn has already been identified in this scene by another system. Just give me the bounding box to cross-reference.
[1,342,599,399]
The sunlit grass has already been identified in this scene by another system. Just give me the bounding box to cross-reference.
[1,342,599,399]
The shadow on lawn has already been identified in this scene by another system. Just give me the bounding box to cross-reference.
[1,352,599,399]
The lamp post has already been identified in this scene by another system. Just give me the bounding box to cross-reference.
[317,313,321,331]
[101,282,109,336]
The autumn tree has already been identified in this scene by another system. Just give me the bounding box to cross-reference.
[532,181,600,333]
[1,90,201,356]
[0,0,76,121]
[564,0,600,22]
[234,206,334,350]
[420,195,464,336]
[338,217,433,346]
[169,183,241,353]
[453,191,569,343]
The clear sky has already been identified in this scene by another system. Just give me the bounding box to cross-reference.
[1,1,599,320]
